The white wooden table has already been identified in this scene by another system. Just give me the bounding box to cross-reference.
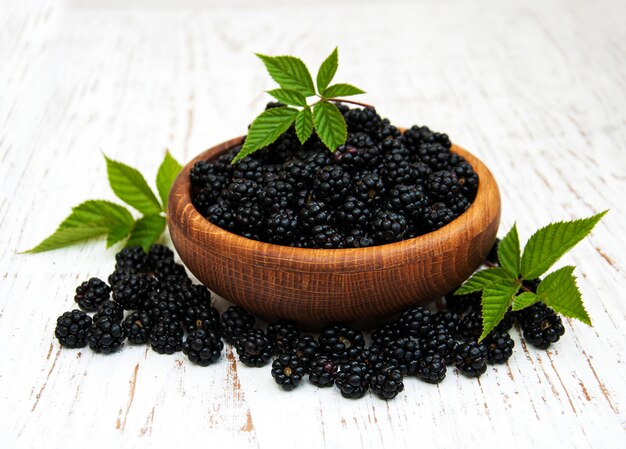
[2,0,625,447]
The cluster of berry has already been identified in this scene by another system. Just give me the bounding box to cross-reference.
[190,104,479,248]
[55,242,566,400]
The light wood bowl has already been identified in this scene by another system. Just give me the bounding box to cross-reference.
[168,136,500,328]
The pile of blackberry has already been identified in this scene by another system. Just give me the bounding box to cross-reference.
[55,240,567,401]
[190,104,479,248]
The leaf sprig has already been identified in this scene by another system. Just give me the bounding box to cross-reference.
[25,151,182,253]
[455,211,607,341]
[231,47,366,164]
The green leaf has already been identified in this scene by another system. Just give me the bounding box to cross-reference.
[155,150,182,210]
[232,107,298,164]
[255,54,315,96]
[323,83,366,98]
[105,155,162,215]
[480,281,521,341]
[267,88,307,107]
[538,266,591,325]
[25,200,134,253]
[454,267,513,295]
[126,215,166,252]
[521,211,607,279]
[295,107,313,144]
[313,101,347,151]
[498,223,521,276]
[512,292,542,311]
[316,47,338,93]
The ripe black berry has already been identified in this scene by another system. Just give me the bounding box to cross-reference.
[123,311,153,344]
[94,300,124,323]
[74,278,111,312]
[221,306,255,344]
[236,329,275,367]
[309,356,337,387]
[87,316,126,354]
[417,352,447,384]
[319,324,365,363]
[271,351,306,391]
[111,272,154,310]
[114,246,148,273]
[454,341,488,378]
[370,365,404,400]
[335,361,371,399]
[370,210,408,243]
[484,330,515,364]
[267,320,300,352]
[55,310,92,348]
[183,329,224,366]
[519,303,565,349]
[294,335,320,370]
[150,316,184,355]
[398,306,433,338]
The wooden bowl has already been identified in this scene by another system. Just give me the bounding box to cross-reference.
[168,136,500,328]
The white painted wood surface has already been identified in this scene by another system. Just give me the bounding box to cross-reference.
[1,0,625,447]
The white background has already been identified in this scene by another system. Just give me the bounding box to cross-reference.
[1,0,625,448]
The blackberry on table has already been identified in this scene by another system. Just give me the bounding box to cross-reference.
[335,361,371,399]
[432,311,460,335]
[150,316,184,355]
[111,272,154,310]
[380,337,422,375]
[183,303,220,334]
[454,341,488,378]
[519,303,565,349]
[319,324,365,364]
[420,326,457,364]
[370,365,404,400]
[309,356,337,388]
[114,246,148,273]
[459,311,483,340]
[235,329,275,367]
[485,330,515,364]
[146,243,174,268]
[370,323,403,348]
[445,291,481,314]
[398,306,433,338]
[55,310,92,348]
[152,257,189,284]
[294,335,320,370]
[221,306,255,344]
[74,277,111,312]
[94,300,124,323]
[271,351,306,391]
[183,329,224,366]
[417,352,447,384]
[122,311,153,344]
[267,320,300,352]
[87,316,126,354]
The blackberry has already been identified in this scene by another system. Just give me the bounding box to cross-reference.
[344,229,375,248]
[236,329,275,367]
[233,158,264,183]
[94,300,124,323]
[402,125,451,151]
[114,246,148,273]
[432,311,460,335]
[265,210,299,244]
[381,337,422,375]
[486,238,500,265]
[370,210,408,243]
[146,243,174,269]
[221,306,255,344]
[336,196,371,229]
[74,278,111,312]
[484,330,514,364]
[335,361,371,399]
[370,323,403,348]
[190,160,229,191]
[144,290,183,322]
[299,201,331,230]
[427,170,460,201]
[55,310,92,348]
[183,329,224,366]
[421,202,456,231]
[381,152,414,186]
[333,133,380,169]
[150,316,184,354]
[87,316,126,354]
[122,311,153,344]
[223,179,258,206]
[271,351,306,391]
[267,320,300,351]
[374,119,401,143]
[448,194,471,214]
[398,306,433,338]
[522,277,541,293]
[309,356,337,387]
[416,142,451,171]
[451,159,479,200]
[206,200,236,231]
[192,187,219,216]
[311,224,344,249]
[313,165,352,205]
[417,352,447,384]
[151,257,189,284]
[459,311,483,340]
[319,324,365,363]
[183,303,220,334]
[519,303,565,349]
[294,335,320,370]
[454,341,488,378]
[388,185,427,220]
[420,325,457,364]
[343,107,382,136]
[445,291,481,314]
[370,365,404,400]
[354,172,386,205]
[257,178,294,211]
[111,272,154,310]
[234,203,265,234]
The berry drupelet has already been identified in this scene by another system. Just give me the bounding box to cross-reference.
[271,351,306,391]
[55,310,92,348]
[183,329,224,366]
[74,278,111,312]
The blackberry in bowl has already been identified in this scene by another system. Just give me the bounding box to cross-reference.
[168,106,500,327]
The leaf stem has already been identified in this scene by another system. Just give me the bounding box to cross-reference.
[310,97,374,109]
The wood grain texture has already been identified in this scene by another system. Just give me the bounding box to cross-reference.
[168,137,500,326]
[1,0,625,448]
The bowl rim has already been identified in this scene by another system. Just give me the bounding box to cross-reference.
[168,134,499,263]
